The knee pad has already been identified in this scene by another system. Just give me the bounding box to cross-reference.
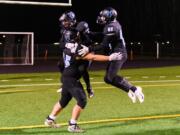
[77,98,87,109]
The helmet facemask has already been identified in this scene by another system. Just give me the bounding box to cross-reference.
[59,11,76,28]
[97,7,117,25]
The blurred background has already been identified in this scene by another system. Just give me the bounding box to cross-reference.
[0,0,180,72]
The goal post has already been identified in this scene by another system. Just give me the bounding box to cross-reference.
[0,0,72,7]
[0,32,34,66]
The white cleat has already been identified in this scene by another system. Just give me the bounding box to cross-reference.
[135,86,144,103]
[44,118,60,128]
[68,123,84,133]
[88,89,94,99]
[57,88,62,93]
[128,90,136,103]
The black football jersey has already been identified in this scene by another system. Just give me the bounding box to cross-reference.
[102,21,126,54]
[62,42,85,80]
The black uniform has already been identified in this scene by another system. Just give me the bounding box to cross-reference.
[60,66,87,109]
[57,26,69,73]
[59,38,87,109]
[102,20,136,92]
[89,20,136,92]
[76,21,94,92]
[59,21,94,95]
[57,26,78,86]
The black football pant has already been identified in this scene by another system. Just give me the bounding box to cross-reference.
[104,53,134,92]
[78,61,92,92]
[60,78,87,109]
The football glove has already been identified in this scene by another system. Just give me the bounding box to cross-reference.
[78,45,89,56]
[109,52,123,61]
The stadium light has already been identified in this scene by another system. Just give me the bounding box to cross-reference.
[156,41,159,59]
[53,42,60,46]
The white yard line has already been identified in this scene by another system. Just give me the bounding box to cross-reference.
[125,76,131,79]
[0,80,180,88]
[0,80,9,82]
[45,78,53,81]
[23,79,31,81]
[142,76,149,79]
[159,76,166,78]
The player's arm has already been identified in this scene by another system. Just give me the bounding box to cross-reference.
[81,52,122,61]
[64,42,122,61]
[78,25,118,55]
[82,53,109,61]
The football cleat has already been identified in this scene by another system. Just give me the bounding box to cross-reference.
[44,116,60,128]
[135,86,144,103]
[128,90,136,103]
[68,122,84,133]
[57,88,62,93]
[88,89,94,99]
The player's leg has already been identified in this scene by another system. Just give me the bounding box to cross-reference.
[79,61,94,98]
[111,74,144,103]
[44,102,62,128]
[104,54,144,103]
[104,54,129,92]
[45,87,72,128]
[68,82,87,133]
[82,69,94,98]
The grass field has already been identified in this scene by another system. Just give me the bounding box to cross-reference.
[0,66,180,135]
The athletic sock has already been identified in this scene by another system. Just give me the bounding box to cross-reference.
[130,86,137,92]
[70,119,77,125]
[48,115,56,121]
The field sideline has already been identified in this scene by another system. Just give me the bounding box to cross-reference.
[0,66,180,135]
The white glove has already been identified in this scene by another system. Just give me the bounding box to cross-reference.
[65,43,78,53]
[78,45,89,56]
[109,52,123,61]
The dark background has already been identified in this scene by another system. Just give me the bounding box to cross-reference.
[0,0,180,58]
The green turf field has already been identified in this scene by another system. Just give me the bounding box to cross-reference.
[0,66,180,135]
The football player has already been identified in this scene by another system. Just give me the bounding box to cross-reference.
[57,11,94,98]
[78,7,144,103]
[44,18,123,132]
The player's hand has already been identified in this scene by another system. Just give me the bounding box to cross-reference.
[65,43,78,53]
[78,45,89,56]
[109,52,123,61]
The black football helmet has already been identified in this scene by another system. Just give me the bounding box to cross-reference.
[63,29,80,43]
[96,7,117,24]
[59,11,76,27]
[76,21,90,34]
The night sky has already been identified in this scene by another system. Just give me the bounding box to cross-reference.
[0,0,180,45]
